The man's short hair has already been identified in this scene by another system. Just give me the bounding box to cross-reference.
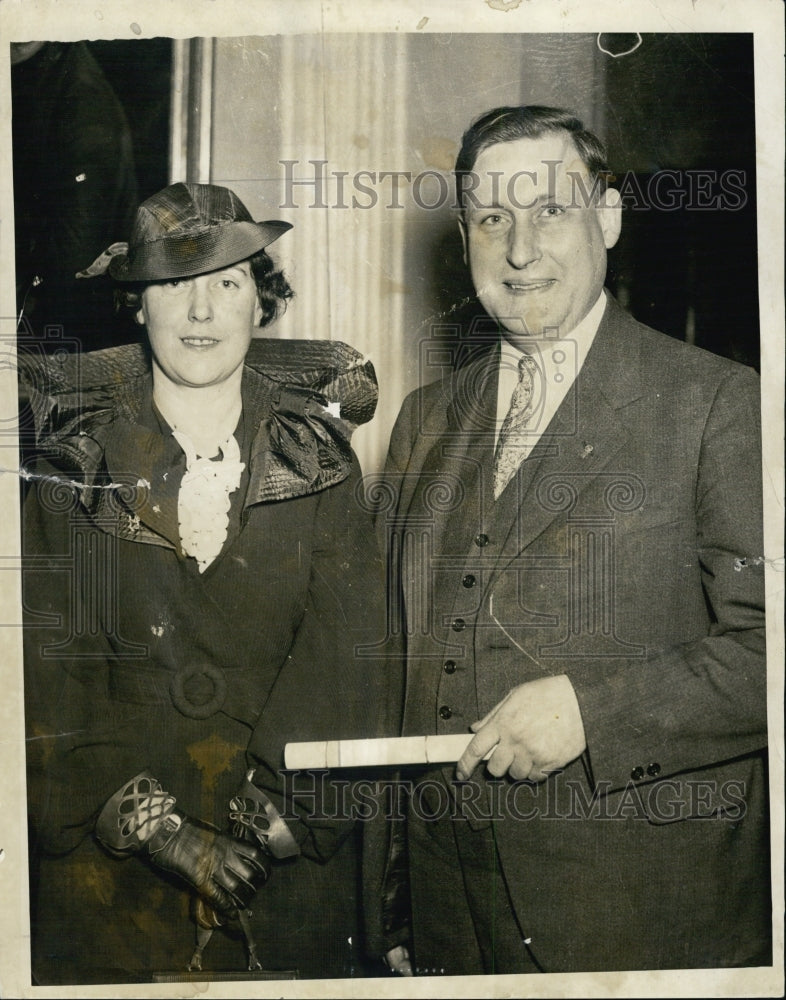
[455,105,611,211]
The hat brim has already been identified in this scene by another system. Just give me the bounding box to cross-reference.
[109,220,292,282]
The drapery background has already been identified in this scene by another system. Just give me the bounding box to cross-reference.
[12,33,759,475]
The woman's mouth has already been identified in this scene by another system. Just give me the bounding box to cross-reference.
[181,337,219,347]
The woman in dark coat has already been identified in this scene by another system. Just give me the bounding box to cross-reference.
[21,182,392,985]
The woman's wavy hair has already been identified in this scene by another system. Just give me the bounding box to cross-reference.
[114,249,294,328]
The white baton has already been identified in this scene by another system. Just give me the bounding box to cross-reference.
[284,733,489,770]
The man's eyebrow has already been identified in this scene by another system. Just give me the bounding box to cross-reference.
[466,191,562,213]
[522,191,563,205]
[466,201,506,213]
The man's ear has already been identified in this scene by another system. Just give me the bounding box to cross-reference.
[597,187,622,250]
[458,215,468,266]
[134,307,145,326]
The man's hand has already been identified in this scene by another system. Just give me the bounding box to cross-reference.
[385,945,413,976]
[456,674,586,782]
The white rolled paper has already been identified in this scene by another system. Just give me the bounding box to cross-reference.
[284,733,480,770]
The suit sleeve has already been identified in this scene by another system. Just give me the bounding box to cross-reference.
[361,395,423,956]
[571,365,767,792]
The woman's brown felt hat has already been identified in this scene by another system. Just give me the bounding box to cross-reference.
[105,182,292,282]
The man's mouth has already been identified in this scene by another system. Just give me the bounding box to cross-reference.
[503,279,555,293]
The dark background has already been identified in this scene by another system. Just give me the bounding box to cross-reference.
[434,34,760,370]
[12,38,171,354]
[88,38,172,204]
[603,33,759,369]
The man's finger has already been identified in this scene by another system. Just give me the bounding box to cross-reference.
[509,758,534,782]
[470,705,498,732]
[471,686,519,731]
[486,745,516,778]
[525,760,561,783]
[456,726,499,780]
[385,945,413,976]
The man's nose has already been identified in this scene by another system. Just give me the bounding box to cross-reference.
[506,221,541,269]
[188,280,213,322]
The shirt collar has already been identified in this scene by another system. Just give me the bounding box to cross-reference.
[495,290,608,440]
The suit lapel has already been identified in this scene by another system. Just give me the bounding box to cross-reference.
[396,348,498,531]
[493,296,646,566]
[432,353,498,555]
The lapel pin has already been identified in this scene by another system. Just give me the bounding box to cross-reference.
[581,442,594,459]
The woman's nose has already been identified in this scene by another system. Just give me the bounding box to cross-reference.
[188,280,213,322]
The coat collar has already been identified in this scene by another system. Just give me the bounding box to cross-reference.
[580,292,647,411]
[26,357,361,545]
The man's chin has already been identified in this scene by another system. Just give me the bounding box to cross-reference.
[498,322,565,348]
[484,302,564,342]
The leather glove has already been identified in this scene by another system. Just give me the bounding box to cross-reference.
[96,771,269,921]
[145,810,268,917]
[229,769,301,859]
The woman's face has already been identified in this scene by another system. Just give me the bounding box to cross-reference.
[137,261,262,389]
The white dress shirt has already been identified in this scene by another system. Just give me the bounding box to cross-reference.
[493,290,608,459]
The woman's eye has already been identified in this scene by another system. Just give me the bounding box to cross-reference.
[220,279,238,289]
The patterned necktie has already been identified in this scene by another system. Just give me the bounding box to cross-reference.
[493,353,541,499]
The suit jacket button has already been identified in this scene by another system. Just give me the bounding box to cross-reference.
[474,533,489,547]
[630,766,645,781]
[443,660,457,674]
[439,705,452,720]
[646,762,661,777]
[462,574,476,588]
[452,618,465,632]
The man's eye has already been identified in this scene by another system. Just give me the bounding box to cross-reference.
[480,214,505,227]
[540,204,566,218]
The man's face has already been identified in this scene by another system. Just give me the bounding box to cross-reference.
[137,261,262,389]
[460,132,621,346]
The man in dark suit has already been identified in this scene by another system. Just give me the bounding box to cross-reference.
[379,106,769,975]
